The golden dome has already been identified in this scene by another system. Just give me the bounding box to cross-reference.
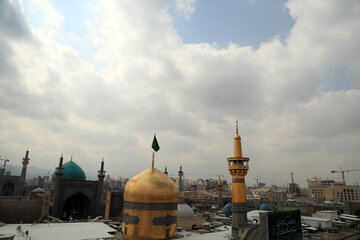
[122,167,179,240]
[125,167,178,203]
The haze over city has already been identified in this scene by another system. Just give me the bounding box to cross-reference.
[1,0,359,187]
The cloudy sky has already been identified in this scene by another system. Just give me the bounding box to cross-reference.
[1,0,359,187]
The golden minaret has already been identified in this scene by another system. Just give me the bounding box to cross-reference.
[227,121,249,239]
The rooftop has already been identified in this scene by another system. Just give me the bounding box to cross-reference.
[0,222,115,240]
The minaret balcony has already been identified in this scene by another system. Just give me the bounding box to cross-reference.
[98,170,106,177]
[227,157,249,165]
[55,168,64,174]
[228,167,249,176]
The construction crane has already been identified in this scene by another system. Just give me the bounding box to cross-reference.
[254,176,266,188]
[0,156,9,176]
[331,167,360,185]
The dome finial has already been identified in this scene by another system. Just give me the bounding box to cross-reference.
[236,120,239,135]
[71,153,73,161]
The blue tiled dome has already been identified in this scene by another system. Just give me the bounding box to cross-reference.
[31,187,45,193]
[52,160,86,181]
[259,203,272,211]
[223,202,232,216]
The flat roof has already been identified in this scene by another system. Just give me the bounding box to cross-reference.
[177,228,231,240]
[339,216,360,221]
[0,222,115,240]
[302,216,332,222]
[340,214,359,218]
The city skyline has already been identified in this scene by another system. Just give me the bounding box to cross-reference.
[0,0,359,187]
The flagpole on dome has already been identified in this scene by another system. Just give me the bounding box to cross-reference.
[152,152,155,169]
[152,134,160,169]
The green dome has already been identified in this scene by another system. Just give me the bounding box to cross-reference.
[52,160,86,181]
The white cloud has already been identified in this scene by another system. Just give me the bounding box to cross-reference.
[29,0,64,36]
[1,0,360,186]
[175,0,197,20]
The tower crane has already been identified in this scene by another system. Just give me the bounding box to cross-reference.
[0,156,9,176]
[331,167,360,185]
[254,176,266,188]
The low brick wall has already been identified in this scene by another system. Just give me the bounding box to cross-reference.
[0,197,42,223]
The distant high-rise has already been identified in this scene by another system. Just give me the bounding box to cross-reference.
[227,121,250,239]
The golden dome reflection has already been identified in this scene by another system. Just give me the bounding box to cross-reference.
[125,167,178,202]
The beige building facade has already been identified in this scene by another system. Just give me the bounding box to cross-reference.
[267,190,287,201]
[309,184,360,202]
[324,184,360,202]
[308,186,328,198]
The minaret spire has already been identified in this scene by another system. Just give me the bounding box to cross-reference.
[178,166,184,192]
[59,153,64,168]
[96,158,105,216]
[236,120,239,135]
[20,149,30,195]
[101,158,104,171]
[53,153,64,218]
[217,175,223,209]
[234,120,242,157]
[227,121,250,239]
[98,158,105,177]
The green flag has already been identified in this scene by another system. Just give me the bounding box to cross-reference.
[152,134,160,152]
